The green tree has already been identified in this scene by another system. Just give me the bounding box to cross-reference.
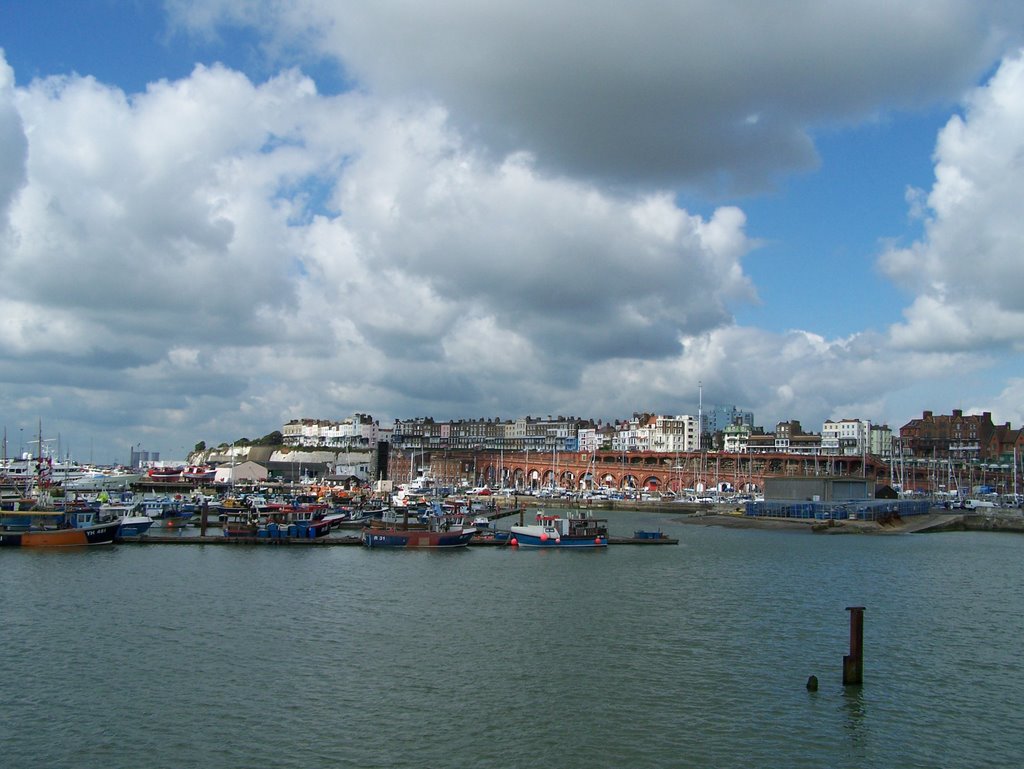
[258,430,284,446]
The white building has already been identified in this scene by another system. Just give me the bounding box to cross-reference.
[722,423,753,453]
[283,414,387,448]
[822,418,871,456]
[577,428,602,453]
[214,461,269,484]
[612,414,700,453]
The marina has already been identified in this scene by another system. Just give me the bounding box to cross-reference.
[2,423,1020,549]
[115,531,678,545]
[5,466,1021,548]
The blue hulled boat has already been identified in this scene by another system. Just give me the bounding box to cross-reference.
[510,511,608,548]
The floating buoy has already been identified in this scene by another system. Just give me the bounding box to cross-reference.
[595,536,602,545]
[554,538,561,544]
[806,675,818,691]
[510,538,518,546]
[540,532,548,542]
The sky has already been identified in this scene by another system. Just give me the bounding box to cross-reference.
[2,1,1024,464]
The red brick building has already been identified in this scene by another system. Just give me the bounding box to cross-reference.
[898,409,997,462]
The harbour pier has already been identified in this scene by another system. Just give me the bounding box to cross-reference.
[119,533,677,546]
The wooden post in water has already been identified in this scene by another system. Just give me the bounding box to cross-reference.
[200,500,208,537]
[843,606,865,685]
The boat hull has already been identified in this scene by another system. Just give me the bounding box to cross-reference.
[510,526,607,548]
[149,514,194,528]
[2,520,121,547]
[222,524,260,537]
[293,520,332,538]
[117,517,154,538]
[361,528,476,549]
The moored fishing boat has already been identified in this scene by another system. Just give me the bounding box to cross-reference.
[633,529,669,540]
[139,496,193,528]
[1,488,36,511]
[0,423,122,546]
[510,510,609,548]
[0,508,120,547]
[330,506,375,529]
[116,514,154,538]
[219,509,261,537]
[361,506,476,549]
[75,491,153,538]
[320,507,355,529]
[264,501,332,538]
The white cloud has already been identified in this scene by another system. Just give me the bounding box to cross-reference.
[4,8,1024,457]
[985,378,1024,428]
[0,49,765,452]
[567,321,987,432]
[167,0,1022,190]
[881,49,1024,352]
[0,51,27,223]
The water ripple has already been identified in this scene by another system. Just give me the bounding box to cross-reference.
[1,523,1022,768]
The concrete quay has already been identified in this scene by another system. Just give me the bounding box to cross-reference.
[924,511,1024,533]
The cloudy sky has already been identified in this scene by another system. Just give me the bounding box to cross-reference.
[2,1,1024,463]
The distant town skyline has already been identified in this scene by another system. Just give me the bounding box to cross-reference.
[3,2,1024,463]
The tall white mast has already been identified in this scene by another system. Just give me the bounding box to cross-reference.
[697,380,703,452]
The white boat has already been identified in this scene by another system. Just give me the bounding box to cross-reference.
[97,497,153,537]
[0,457,101,487]
[64,470,143,491]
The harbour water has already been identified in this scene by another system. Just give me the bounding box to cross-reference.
[2,511,1022,768]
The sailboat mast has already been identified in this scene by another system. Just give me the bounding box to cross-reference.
[697,381,703,452]
[1007,444,1015,505]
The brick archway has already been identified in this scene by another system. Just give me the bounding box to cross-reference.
[390,449,890,493]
